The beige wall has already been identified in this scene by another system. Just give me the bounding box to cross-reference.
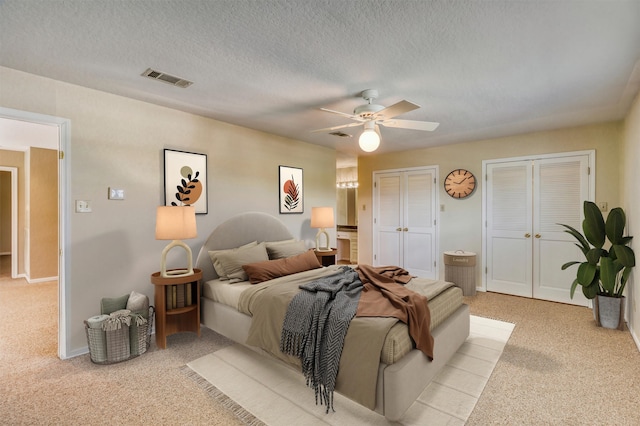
[622,92,640,345]
[0,149,26,273]
[30,147,58,279]
[0,66,337,355]
[358,122,622,287]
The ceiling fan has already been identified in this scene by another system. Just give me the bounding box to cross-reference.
[312,89,439,152]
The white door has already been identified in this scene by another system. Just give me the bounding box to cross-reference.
[374,167,438,279]
[403,169,437,278]
[486,160,533,297]
[533,156,590,305]
[485,152,592,306]
[376,172,403,267]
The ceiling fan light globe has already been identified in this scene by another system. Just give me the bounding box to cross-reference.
[359,129,380,152]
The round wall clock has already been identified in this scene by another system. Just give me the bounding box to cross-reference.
[444,169,476,199]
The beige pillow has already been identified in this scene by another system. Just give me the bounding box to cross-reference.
[265,239,308,259]
[242,249,322,284]
[214,242,269,282]
[209,241,258,279]
[126,291,149,314]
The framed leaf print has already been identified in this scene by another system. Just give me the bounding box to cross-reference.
[164,149,208,214]
[279,165,303,214]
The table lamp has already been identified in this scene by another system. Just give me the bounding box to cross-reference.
[311,206,334,252]
[155,206,197,278]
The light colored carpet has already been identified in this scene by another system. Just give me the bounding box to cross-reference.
[0,273,244,425]
[465,292,640,425]
[186,315,514,425]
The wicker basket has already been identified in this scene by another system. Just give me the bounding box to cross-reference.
[84,306,155,364]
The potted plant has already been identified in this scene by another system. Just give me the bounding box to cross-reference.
[559,201,635,329]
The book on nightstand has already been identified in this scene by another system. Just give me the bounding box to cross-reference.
[186,283,192,306]
[166,285,173,309]
[176,284,185,308]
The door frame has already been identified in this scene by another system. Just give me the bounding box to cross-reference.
[0,166,18,277]
[0,106,70,360]
[481,150,595,294]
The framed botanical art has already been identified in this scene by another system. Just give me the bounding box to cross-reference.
[164,149,208,214]
[279,165,303,214]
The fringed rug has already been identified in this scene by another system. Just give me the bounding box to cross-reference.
[184,315,514,425]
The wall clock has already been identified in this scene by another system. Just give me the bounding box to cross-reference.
[444,169,476,199]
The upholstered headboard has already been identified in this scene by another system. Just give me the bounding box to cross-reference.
[194,212,295,282]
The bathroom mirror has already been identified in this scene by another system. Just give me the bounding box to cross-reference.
[336,187,357,226]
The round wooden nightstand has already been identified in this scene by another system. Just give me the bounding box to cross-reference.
[150,268,202,349]
[313,248,337,266]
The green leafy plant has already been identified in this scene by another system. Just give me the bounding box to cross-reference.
[559,201,635,299]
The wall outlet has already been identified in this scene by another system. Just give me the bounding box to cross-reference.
[75,200,92,213]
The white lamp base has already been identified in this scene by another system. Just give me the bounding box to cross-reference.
[315,228,331,252]
[160,240,194,278]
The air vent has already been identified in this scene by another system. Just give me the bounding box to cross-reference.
[329,131,352,138]
[141,68,193,88]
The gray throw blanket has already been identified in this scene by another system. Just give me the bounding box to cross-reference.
[280,266,363,412]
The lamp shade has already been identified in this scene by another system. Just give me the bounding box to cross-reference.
[155,206,197,240]
[155,206,197,278]
[310,207,335,229]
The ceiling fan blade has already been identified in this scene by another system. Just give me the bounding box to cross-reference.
[310,121,363,133]
[374,100,420,120]
[319,107,365,122]
[379,119,440,131]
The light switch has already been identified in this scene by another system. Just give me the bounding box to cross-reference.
[598,202,608,212]
[108,187,125,200]
[75,200,92,213]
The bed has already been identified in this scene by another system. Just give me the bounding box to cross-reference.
[194,212,470,421]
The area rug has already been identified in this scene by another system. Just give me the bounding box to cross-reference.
[185,315,514,426]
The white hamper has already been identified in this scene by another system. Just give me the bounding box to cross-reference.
[444,250,477,296]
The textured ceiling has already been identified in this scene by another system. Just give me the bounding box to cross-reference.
[1,1,639,166]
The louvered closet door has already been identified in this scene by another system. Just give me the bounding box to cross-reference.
[403,169,436,278]
[533,156,589,306]
[486,161,534,297]
[486,153,591,306]
[374,168,438,279]
[376,173,403,268]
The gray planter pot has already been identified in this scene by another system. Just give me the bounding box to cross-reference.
[595,295,625,330]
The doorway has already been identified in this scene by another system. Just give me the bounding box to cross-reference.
[0,167,17,277]
[0,107,69,359]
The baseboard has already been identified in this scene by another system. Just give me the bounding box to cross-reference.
[630,323,640,352]
[26,275,58,283]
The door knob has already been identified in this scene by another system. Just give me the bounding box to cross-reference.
[535,234,541,238]
[403,228,409,232]
[396,228,402,231]
[525,233,531,238]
